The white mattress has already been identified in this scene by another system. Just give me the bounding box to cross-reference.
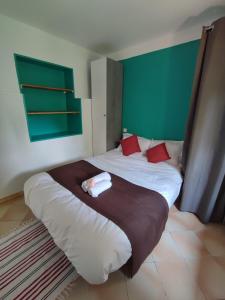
[24,150,182,284]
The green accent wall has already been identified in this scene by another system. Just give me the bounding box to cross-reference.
[14,54,82,142]
[121,40,200,140]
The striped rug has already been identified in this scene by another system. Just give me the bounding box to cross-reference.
[0,220,78,300]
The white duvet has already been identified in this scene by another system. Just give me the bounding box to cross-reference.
[24,150,182,284]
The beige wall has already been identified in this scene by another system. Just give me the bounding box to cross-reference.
[0,14,100,198]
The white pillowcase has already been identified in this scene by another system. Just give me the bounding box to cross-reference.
[150,140,183,166]
[117,133,183,167]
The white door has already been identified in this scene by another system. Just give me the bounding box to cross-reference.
[91,58,107,156]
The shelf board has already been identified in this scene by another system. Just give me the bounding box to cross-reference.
[27,111,80,115]
[30,131,81,142]
[21,83,74,93]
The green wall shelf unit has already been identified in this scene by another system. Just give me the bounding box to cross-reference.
[14,54,82,142]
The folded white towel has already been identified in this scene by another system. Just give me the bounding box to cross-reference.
[81,172,111,192]
[81,181,89,192]
[88,180,112,198]
[91,172,111,184]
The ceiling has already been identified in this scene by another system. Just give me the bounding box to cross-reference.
[0,0,224,54]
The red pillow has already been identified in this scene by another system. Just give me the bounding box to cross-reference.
[146,143,170,163]
[120,135,141,156]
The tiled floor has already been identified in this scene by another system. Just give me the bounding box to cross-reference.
[0,197,225,300]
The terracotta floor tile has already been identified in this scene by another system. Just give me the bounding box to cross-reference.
[155,259,206,300]
[10,196,26,205]
[0,201,12,210]
[169,205,179,215]
[67,271,128,300]
[67,277,92,300]
[1,196,25,208]
[21,209,36,223]
[0,205,9,219]
[213,256,225,270]
[126,262,167,300]
[144,253,154,263]
[186,256,225,299]
[196,224,225,256]
[1,205,29,221]
[170,231,210,259]
[0,221,21,236]
[166,212,205,232]
[151,232,184,262]
[90,271,128,300]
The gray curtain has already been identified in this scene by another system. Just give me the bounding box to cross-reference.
[180,17,225,224]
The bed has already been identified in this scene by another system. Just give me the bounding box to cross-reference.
[24,148,183,284]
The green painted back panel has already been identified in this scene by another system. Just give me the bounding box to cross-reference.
[14,54,82,142]
[15,54,74,89]
[16,61,66,87]
[121,40,200,140]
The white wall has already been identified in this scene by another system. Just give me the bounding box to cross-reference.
[109,24,202,60]
[0,14,100,198]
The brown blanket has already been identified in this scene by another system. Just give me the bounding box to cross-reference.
[48,160,169,277]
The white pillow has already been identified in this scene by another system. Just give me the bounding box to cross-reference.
[150,140,183,166]
[118,133,151,153]
[117,135,183,166]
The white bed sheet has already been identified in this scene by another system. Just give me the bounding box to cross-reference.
[86,150,182,207]
[24,149,182,284]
